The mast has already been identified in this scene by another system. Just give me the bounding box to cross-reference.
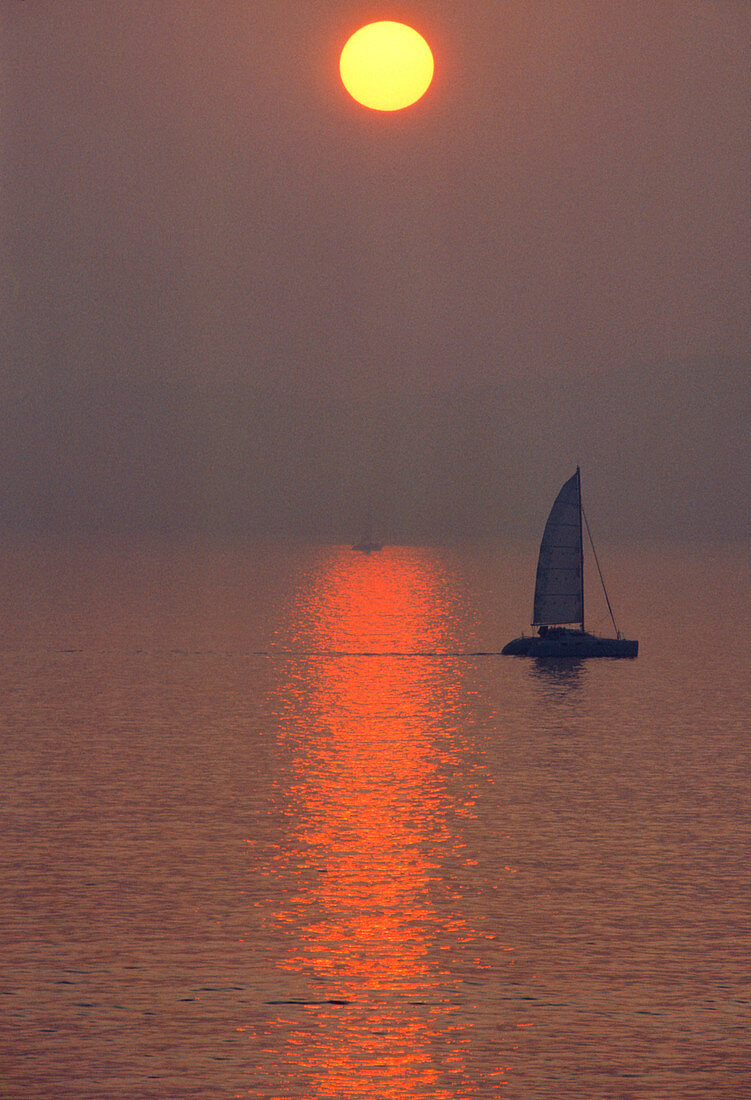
[577,466,584,632]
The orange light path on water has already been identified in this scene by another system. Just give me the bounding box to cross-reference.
[250,547,509,1097]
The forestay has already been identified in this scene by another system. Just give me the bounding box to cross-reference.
[532,470,583,626]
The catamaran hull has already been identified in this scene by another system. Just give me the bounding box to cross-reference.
[502,632,638,658]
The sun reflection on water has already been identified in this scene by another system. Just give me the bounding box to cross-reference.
[259,547,492,1097]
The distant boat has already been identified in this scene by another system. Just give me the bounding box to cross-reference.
[502,468,638,658]
[352,524,382,554]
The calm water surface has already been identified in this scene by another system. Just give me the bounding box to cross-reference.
[1,540,749,1098]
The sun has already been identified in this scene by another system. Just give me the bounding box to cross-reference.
[339,21,434,112]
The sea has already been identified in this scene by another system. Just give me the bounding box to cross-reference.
[1,538,749,1100]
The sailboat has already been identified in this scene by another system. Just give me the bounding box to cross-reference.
[502,468,638,658]
[352,522,382,554]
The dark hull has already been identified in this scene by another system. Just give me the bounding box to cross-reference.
[502,630,638,659]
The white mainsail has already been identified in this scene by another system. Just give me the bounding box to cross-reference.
[532,470,583,626]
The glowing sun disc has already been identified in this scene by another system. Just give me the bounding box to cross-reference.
[340,21,434,112]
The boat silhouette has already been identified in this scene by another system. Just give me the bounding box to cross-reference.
[502,468,638,658]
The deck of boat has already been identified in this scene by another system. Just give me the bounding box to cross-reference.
[502,628,638,659]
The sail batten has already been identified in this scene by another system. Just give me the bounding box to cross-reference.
[532,470,583,626]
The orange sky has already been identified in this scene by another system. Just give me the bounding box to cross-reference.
[3,2,750,539]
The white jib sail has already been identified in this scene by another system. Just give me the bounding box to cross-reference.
[532,471,583,626]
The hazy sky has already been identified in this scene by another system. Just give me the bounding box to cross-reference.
[3,1,750,540]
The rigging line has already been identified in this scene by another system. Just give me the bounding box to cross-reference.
[581,504,620,637]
